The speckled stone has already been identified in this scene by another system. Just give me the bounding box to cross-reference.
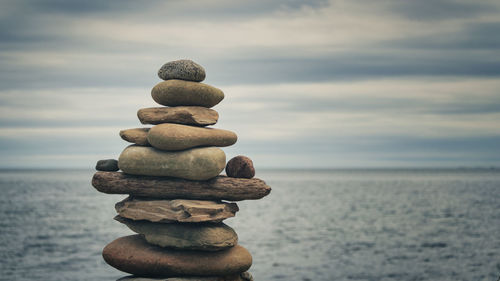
[115,216,238,251]
[148,124,237,151]
[158,60,206,82]
[151,80,224,108]
[95,159,119,171]
[118,146,225,180]
[225,156,255,179]
[119,128,150,146]
[103,235,252,277]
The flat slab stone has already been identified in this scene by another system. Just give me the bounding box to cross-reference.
[103,235,252,277]
[151,80,224,108]
[92,172,272,201]
[148,124,237,151]
[137,107,218,126]
[115,197,238,223]
[115,216,237,251]
[120,128,151,146]
[158,59,206,82]
[117,271,253,280]
[118,146,225,181]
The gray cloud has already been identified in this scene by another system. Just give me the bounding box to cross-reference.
[382,0,499,21]
[1,0,499,168]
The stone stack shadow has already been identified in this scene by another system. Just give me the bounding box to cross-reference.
[92,59,271,281]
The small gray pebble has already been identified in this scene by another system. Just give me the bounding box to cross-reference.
[96,159,119,171]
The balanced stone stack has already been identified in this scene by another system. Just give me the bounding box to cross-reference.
[92,59,271,280]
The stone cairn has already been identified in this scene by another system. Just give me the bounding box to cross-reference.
[92,59,271,281]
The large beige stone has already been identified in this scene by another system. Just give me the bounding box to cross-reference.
[118,146,225,180]
[115,216,238,251]
[119,128,150,146]
[137,106,218,126]
[151,80,224,108]
[148,124,237,151]
[115,197,239,223]
[103,235,252,277]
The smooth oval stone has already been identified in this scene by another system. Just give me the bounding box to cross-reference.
[103,235,252,277]
[148,124,237,151]
[115,197,238,223]
[137,106,218,126]
[96,159,119,171]
[225,156,255,179]
[158,59,206,82]
[151,80,224,108]
[120,128,150,146]
[115,216,238,251]
[117,271,253,281]
[118,146,225,180]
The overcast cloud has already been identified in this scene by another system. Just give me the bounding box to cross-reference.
[1,0,499,168]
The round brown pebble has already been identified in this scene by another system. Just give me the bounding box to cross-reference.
[225,156,255,179]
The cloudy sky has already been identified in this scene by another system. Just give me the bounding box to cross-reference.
[1,0,499,168]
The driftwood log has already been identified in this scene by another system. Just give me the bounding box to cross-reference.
[92,172,271,201]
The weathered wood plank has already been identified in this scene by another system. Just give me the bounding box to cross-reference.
[91,172,271,201]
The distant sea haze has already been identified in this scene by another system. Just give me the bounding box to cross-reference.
[0,168,499,281]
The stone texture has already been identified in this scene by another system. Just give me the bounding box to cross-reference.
[92,172,272,201]
[103,235,252,277]
[117,272,253,281]
[115,197,238,223]
[225,156,255,179]
[158,60,206,82]
[137,107,218,126]
[148,124,237,151]
[115,216,238,251]
[118,146,225,180]
[120,128,150,146]
[96,159,119,171]
[151,80,224,108]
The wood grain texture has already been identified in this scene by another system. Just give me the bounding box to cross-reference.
[92,172,271,201]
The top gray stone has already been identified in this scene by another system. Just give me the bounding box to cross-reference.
[158,59,206,82]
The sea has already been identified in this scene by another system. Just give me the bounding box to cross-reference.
[0,168,499,281]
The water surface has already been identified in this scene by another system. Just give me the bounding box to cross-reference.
[0,169,499,281]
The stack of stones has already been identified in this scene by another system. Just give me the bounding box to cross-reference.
[92,59,271,281]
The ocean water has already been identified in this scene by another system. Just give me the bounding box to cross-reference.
[0,169,499,281]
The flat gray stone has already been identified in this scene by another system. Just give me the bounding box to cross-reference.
[158,59,206,82]
[115,197,238,223]
[151,80,224,108]
[137,106,218,126]
[119,128,150,146]
[148,124,237,151]
[96,159,119,171]
[118,146,225,180]
[115,216,238,251]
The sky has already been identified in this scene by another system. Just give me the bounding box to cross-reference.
[0,0,499,169]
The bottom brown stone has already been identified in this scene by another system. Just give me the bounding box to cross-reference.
[103,235,252,277]
[116,271,253,280]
